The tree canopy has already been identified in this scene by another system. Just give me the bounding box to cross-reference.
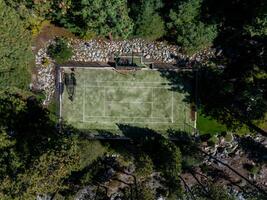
[168,0,217,54]
[47,37,73,64]
[54,0,134,39]
[132,0,165,40]
[0,0,33,89]
[0,90,107,199]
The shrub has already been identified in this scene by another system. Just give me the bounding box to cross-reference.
[41,57,51,67]
[135,153,153,178]
[47,37,73,64]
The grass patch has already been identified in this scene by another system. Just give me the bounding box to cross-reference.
[196,110,259,136]
[197,112,227,135]
[47,97,58,122]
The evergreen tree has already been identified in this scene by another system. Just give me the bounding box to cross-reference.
[0,0,33,89]
[134,0,165,40]
[55,0,133,39]
[0,90,107,199]
[168,0,217,54]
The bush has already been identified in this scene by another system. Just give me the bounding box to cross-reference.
[135,153,153,178]
[47,37,73,64]
[41,57,51,67]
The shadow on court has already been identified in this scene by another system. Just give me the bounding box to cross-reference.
[159,66,267,137]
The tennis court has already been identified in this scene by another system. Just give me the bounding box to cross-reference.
[61,68,195,134]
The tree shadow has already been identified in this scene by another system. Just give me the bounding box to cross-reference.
[0,91,67,166]
[237,136,267,164]
[159,45,267,136]
[159,69,194,104]
[200,0,265,28]
[116,123,163,140]
[199,0,267,123]
[116,124,201,171]
[157,0,267,136]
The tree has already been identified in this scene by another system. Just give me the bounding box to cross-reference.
[47,37,73,64]
[0,0,33,88]
[191,183,236,200]
[197,0,267,135]
[135,153,153,178]
[245,16,267,37]
[17,139,80,199]
[138,184,156,200]
[168,0,217,54]
[133,0,165,40]
[54,0,133,39]
[0,90,107,199]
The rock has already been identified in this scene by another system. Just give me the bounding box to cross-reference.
[145,54,151,59]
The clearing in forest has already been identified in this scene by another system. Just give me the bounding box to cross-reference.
[60,68,195,135]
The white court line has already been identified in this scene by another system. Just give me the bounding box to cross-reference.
[151,88,154,117]
[83,120,172,124]
[172,91,174,123]
[104,88,106,116]
[82,79,85,122]
[59,70,62,119]
[81,84,175,124]
[85,116,170,119]
[106,101,153,104]
[85,86,172,89]
[83,80,171,84]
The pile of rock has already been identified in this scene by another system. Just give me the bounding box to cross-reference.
[34,45,55,105]
[70,38,181,63]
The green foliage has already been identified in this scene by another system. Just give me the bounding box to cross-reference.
[5,0,70,35]
[138,184,156,200]
[244,1,267,37]
[245,16,267,36]
[0,0,33,89]
[19,140,80,198]
[77,140,107,170]
[0,90,107,199]
[47,37,73,64]
[135,153,153,178]
[197,110,228,135]
[55,0,134,39]
[192,183,236,200]
[224,132,233,142]
[134,0,165,40]
[168,0,217,54]
[138,135,182,195]
[182,155,202,170]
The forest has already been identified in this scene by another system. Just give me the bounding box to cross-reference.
[0,0,266,199]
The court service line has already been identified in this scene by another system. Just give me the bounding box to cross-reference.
[104,89,106,116]
[85,85,172,89]
[85,116,171,119]
[83,120,173,124]
[172,91,174,123]
[105,101,153,104]
[83,80,171,84]
[151,88,154,118]
[82,79,85,122]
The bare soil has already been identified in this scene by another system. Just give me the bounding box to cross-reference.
[32,22,76,53]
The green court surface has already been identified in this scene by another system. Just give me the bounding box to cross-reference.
[61,68,195,135]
